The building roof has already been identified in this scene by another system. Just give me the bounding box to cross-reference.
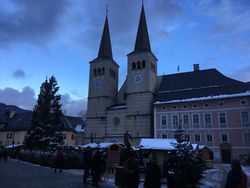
[96,16,113,60]
[155,69,250,104]
[80,142,123,149]
[132,4,151,53]
[0,103,82,133]
[140,138,177,150]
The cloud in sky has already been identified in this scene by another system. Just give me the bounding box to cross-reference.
[61,93,87,117]
[191,0,250,51]
[0,0,69,48]
[12,69,26,79]
[230,65,250,82]
[0,87,36,110]
[0,86,86,117]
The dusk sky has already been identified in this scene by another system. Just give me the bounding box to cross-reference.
[0,0,250,117]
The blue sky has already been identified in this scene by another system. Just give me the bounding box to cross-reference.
[0,0,250,116]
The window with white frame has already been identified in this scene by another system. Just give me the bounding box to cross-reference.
[219,112,227,125]
[162,134,167,139]
[204,113,212,127]
[241,111,249,125]
[244,133,250,146]
[221,134,228,143]
[194,134,201,142]
[172,115,178,128]
[193,114,199,128]
[206,134,213,143]
[218,102,224,107]
[183,114,189,128]
[240,100,247,105]
[204,103,210,108]
[161,115,167,128]
[193,104,198,108]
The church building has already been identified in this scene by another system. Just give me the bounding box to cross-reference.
[86,5,156,144]
[85,5,250,161]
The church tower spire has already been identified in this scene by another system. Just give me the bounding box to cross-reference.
[97,15,113,59]
[134,4,151,52]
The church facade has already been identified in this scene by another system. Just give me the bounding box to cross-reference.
[86,5,156,144]
[85,5,250,162]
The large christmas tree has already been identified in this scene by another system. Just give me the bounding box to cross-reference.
[24,76,64,149]
[173,126,204,187]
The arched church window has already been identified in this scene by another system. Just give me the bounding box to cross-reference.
[102,67,105,75]
[98,68,101,76]
[137,61,141,69]
[132,62,136,70]
[142,60,146,68]
[94,69,97,76]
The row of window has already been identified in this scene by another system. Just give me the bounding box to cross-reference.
[132,60,146,70]
[160,111,250,129]
[162,100,247,110]
[131,60,156,73]
[162,133,250,146]
[93,68,117,78]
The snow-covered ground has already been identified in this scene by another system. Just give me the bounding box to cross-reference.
[199,163,250,188]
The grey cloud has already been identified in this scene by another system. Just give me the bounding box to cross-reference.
[12,69,26,79]
[230,66,250,82]
[0,0,69,47]
[0,86,36,110]
[61,94,87,117]
[192,0,250,51]
[67,0,182,57]
[0,87,87,117]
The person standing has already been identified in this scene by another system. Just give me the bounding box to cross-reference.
[83,147,92,183]
[123,152,140,188]
[224,159,248,188]
[54,147,64,173]
[91,150,102,186]
[144,154,161,188]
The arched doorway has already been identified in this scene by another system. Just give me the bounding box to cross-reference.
[220,143,232,163]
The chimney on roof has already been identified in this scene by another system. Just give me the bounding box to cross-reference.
[193,64,200,71]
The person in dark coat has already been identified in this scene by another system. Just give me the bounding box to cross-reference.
[123,152,140,188]
[224,159,248,188]
[91,150,102,186]
[2,148,8,162]
[144,154,161,188]
[83,147,92,183]
[54,147,64,173]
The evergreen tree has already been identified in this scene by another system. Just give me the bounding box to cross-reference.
[24,76,64,149]
[172,126,204,187]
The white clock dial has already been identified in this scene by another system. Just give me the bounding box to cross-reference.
[95,80,102,88]
[134,74,142,84]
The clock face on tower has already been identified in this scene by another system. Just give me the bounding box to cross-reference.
[95,80,102,88]
[134,74,142,84]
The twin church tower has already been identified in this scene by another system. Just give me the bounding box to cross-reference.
[86,5,158,144]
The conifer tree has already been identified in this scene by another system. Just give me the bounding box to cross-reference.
[172,126,204,187]
[24,76,64,149]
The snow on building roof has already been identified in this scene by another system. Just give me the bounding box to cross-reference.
[74,124,85,133]
[140,139,206,151]
[140,138,177,150]
[155,91,250,104]
[80,142,123,149]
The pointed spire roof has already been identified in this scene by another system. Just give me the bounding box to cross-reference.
[97,15,113,59]
[134,4,151,52]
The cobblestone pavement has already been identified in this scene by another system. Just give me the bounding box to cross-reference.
[0,160,115,188]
